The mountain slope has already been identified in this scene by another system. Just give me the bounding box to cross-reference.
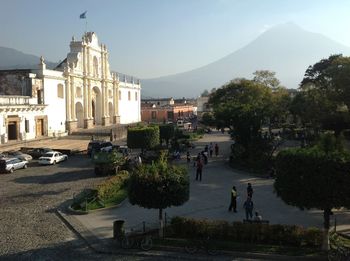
[142,23,350,98]
[0,46,57,69]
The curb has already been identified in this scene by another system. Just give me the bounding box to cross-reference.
[56,209,326,261]
[67,198,128,215]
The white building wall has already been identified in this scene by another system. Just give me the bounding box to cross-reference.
[118,82,141,124]
[41,70,67,136]
[0,116,5,143]
[18,111,45,141]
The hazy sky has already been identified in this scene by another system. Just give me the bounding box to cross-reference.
[0,0,349,78]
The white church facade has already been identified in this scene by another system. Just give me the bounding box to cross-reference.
[0,32,141,144]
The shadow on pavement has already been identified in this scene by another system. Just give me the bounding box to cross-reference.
[13,169,97,185]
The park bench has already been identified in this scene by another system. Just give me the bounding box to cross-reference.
[243,219,269,225]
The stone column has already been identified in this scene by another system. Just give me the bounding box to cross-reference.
[88,81,92,118]
[113,73,120,124]
[71,77,76,120]
[65,75,71,122]
[83,78,93,128]
[65,71,78,133]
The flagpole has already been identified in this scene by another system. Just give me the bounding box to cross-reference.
[85,18,87,33]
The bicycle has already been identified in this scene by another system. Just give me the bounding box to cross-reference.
[328,244,350,261]
[185,236,218,255]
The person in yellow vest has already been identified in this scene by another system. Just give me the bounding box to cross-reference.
[228,186,238,212]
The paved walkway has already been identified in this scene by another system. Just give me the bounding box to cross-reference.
[73,130,350,240]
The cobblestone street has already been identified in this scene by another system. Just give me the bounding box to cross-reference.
[0,154,109,260]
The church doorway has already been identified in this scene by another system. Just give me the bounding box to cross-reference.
[109,102,114,124]
[92,87,102,125]
[75,102,84,128]
[92,100,96,125]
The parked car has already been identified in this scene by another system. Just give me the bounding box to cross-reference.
[27,148,53,159]
[0,158,28,173]
[6,151,33,161]
[38,151,68,165]
[111,145,130,156]
[87,141,113,156]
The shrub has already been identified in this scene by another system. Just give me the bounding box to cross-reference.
[97,170,129,201]
[127,126,160,150]
[168,217,322,248]
[159,124,175,146]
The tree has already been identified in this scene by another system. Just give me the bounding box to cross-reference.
[128,158,189,236]
[127,126,160,152]
[253,70,281,89]
[201,112,216,127]
[295,54,350,135]
[274,146,350,250]
[201,89,209,97]
[159,124,174,147]
[209,79,275,171]
[269,87,291,129]
[209,79,272,147]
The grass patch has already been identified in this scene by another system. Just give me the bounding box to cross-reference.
[71,187,128,211]
[154,238,325,257]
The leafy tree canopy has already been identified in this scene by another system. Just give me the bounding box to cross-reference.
[209,79,272,146]
[253,70,281,89]
[128,161,189,210]
[293,54,350,133]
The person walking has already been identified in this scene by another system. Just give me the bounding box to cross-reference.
[247,183,254,198]
[215,143,219,157]
[186,151,191,163]
[209,142,213,157]
[228,186,238,212]
[243,197,254,220]
[196,159,203,181]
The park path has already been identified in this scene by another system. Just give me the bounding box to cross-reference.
[74,130,350,239]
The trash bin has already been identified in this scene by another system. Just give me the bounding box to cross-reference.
[113,219,125,239]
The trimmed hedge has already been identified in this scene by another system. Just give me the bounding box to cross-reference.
[127,126,160,150]
[97,170,129,201]
[167,217,322,248]
[159,124,174,145]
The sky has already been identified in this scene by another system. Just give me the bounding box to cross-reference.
[0,0,350,79]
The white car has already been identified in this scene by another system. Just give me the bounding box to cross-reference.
[38,151,68,165]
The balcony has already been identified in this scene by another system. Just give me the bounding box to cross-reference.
[0,96,30,105]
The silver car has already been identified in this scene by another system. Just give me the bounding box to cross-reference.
[0,158,28,173]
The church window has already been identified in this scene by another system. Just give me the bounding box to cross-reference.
[128,91,131,101]
[57,84,64,98]
[119,90,122,100]
[108,89,112,98]
[76,87,82,98]
[25,119,29,133]
[135,92,138,101]
[93,56,98,77]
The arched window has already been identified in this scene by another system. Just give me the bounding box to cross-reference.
[128,91,131,101]
[135,91,138,101]
[119,90,122,100]
[76,87,82,98]
[108,89,112,98]
[93,56,98,77]
[57,84,64,98]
